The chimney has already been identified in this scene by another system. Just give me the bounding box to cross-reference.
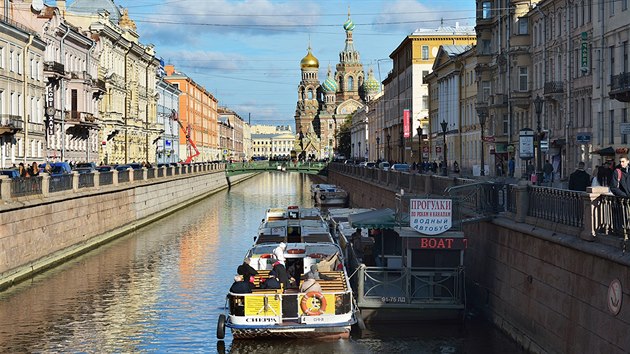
[164,64,174,76]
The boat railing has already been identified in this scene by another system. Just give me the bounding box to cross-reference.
[354,264,465,308]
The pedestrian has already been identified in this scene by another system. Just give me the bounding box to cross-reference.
[526,161,534,180]
[453,161,460,174]
[28,162,39,177]
[272,242,287,265]
[229,275,252,294]
[610,155,630,197]
[543,160,554,183]
[237,257,258,285]
[272,261,294,289]
[591,165,600,187]
[508,157,515,177]
[568,161,591,192]
[18,163,29,178]
[300,272,322,293]
[260,270,281,290]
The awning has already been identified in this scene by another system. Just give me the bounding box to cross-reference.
[591,146,616,156]
[348,208,399,229]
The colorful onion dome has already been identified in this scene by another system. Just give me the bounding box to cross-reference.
[300,47,319,69]
[322,68,338,93]
[343,18,355,32]
[364,68,380,93]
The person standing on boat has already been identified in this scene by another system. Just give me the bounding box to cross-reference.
[237,257,258,288]
[305,264,332,281]
[229,275,252,294]
[272,261,294,289]
[273,242,287,265]
[317,252,340,272]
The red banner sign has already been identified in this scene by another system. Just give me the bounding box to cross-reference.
[403,109,410,138]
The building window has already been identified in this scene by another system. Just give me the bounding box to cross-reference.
[481,40,491,55]
[421,46,429,60]
[482,1,492,19]
[610,46,615,85]
[348,76,354,90]
[518,17,528,34]
[519,67,528,91]
[482,81,490,101]
[623,0,628,11]
[422,95,428,109]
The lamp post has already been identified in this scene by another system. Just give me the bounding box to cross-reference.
[358,141,362,162]
[386,133,391,162]
[476,105,488,176]
[440,120,448,176]
[534,95,544,185]
[376,134,380,161]
[416,125,422,166]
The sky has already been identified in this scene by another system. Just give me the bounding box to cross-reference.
[66,0,476,128]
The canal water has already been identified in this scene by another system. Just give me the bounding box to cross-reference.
[0,172,525,353]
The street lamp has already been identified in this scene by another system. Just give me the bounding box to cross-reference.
[376,134,380,161]
[440,120,448,176]
[386,133,391,162]
[416,125,422,166]
[476,105,488,176]
[534,95,544,185]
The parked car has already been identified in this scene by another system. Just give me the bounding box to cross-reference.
[96,165,113,172]
[378,162,390,171]
[390,163,411,172]
[0,169,19,178]
[39,162,72,176]
[73,162,97,174]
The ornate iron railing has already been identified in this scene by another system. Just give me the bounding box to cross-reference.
[49,175,73,193]
[78,173,94,188]
[10,177,42,197]
[99,171,113,186]
[527,186,583,227]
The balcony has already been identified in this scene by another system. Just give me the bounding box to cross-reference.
[609,72,630,102]
[0,114,23,135]
[70,71,92,81]
[65,111,97,124]
[44,61,64,76]
[544,81,564,95]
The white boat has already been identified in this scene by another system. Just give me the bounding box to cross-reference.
[217,206,356,339]
[314,185,348,206]
[310,183,336,199]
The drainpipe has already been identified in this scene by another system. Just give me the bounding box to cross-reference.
[60,25,70,161]
[124,46,131,164]
[145,61,149,163]
[565,0,572,180]
[22,34,33,164]
[86,40,96,163]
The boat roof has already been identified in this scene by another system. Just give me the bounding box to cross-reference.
[348,208,399,229]
[326,208,373,223]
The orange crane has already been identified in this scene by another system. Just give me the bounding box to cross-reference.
[171,109,200,164]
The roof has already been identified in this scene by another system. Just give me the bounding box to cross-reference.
[68,0,121,22]
[411,24,476,36]
[348,208,399,229]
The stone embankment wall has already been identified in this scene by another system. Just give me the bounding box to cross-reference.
[328,170,630,354]
[0,172,255,290]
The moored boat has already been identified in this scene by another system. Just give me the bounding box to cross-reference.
[314,185,348,206]
[217,206,356,339]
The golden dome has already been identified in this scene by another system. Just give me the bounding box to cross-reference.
[300,48,319,69]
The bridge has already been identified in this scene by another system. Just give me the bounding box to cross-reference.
[225,161,328,176]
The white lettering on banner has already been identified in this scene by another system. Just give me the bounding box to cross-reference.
[410,199,452,235]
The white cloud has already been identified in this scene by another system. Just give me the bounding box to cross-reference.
[375,0,474,33]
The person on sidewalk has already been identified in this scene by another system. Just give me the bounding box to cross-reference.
[543,160,554,184]
[610,155,630,197]
[568,162,591,191]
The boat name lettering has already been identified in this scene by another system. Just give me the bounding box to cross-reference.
[245,317,278,323]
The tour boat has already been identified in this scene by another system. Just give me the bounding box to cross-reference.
[313,185,348,206]
[217,206,356,339]
[326,201,467,323]
[310,183,336,199]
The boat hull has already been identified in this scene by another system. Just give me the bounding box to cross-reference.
[229,323,352,339]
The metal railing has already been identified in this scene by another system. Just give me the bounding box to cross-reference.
[329,163,628,250]
[133,169,143,181]
[78,173,94,188]
[118,170,130,183]
[11,177,42,197]
[147,168,155,179]
[49,175,73,193]
[99,171,113,186]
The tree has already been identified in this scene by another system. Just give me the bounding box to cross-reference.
[335,116,351,158]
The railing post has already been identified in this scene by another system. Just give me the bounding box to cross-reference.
[41,173,50,197]
[357,264,366,304]
[113,170,119,186]
[580,187,608,241]
[94,171,100,188]
[142,167,147,180]
[129,168,135,183]
[426,175,434,195]
[0,176,9,200]
[72,171,79,192]
[515,182,529,223]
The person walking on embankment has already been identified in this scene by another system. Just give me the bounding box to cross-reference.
[610,155,630,197]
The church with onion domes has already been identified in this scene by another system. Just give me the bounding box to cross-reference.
[294,12,380,160]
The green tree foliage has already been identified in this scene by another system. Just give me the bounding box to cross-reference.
[335,116,351,158]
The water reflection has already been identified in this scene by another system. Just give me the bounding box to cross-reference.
[0,172,523,353]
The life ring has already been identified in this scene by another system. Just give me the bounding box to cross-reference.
[259,254,272,258]
[287,248,306,254]
[300,291,327,316]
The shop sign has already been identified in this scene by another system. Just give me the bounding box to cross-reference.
[519,129,534,159]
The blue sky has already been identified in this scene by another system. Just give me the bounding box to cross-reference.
[71,0,476,127]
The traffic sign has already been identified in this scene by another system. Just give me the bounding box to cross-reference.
[620,123,630,135]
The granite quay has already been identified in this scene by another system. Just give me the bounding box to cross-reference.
[328,163,630,354]
[0,162,257,290]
